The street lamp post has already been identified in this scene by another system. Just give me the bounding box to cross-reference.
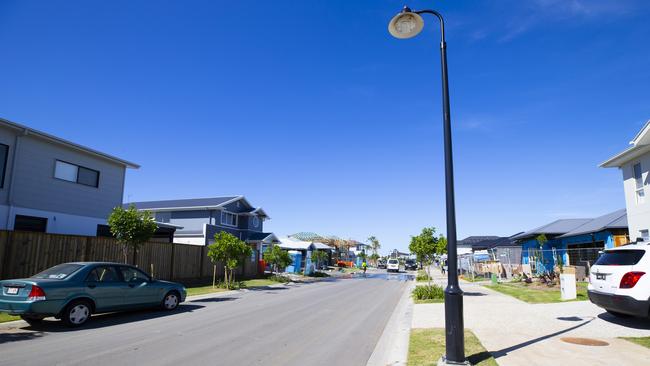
[388,6,467,365]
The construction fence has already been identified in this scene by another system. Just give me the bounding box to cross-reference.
[457,246,606,281]
[0,230,258,282]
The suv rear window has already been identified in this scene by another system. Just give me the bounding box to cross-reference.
[388,260,398,264]
[595,250,645,266]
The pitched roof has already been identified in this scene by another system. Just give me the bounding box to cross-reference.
[125,196,267,216]
[458,236,500,247]
[601,120,650,168]
[278,237,315,250]
[0,117,139,168]
[247,232,278,242]
[289,232,325,241]
[558,209,627,238]
[512,219,592,240]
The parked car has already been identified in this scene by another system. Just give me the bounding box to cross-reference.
[0,262,187,327]
[404,259,418,271]
[377,259,387,269]
[588,243,649,318]
[387,259,400,273]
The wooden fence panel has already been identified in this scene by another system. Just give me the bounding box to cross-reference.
[0,231,262,282]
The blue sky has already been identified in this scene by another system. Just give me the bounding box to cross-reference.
[1,0,649,254]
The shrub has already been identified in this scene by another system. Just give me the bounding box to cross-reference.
[416,271,431,282]
[412,284,445,301]
[269,275,291,283]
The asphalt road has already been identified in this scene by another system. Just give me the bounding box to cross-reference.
[0,271,411,366]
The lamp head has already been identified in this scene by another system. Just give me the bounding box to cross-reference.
[388,6,424,39]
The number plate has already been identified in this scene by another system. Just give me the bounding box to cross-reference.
[6,287,18,295]
[596,274,606,280]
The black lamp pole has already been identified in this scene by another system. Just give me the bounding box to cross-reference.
[391,7,466,364]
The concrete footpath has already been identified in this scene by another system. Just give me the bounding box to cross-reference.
[412,271,650,366]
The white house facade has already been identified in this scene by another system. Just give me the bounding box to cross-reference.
[602,121,650,242]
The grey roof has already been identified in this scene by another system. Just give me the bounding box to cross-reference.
[512,219,592,240]
[458,236,500,247]
[0,117,139,168]
[558,209,627,238]
[247,232,277,241]
[125,196,240,210]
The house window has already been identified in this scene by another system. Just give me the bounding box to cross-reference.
[221,211,238,227]
[641,230,650,242]
[14,215,47,232]
[252,216,260,228]
[0,143,8,188]
[54,160,100,187]
[634,163,645,204]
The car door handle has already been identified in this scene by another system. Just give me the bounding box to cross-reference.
[128,284,135,288]
[87,284,96,289]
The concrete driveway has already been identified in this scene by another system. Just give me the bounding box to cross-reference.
[413,272,650,366]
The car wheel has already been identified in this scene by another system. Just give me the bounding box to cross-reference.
[63,300,92,327]
[20,315,44,326]
[162,291,180,311]
[606,309,631,318]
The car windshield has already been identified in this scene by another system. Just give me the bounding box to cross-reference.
[388,260,398,264]
[32,263,84,280]
[595,250,645,266]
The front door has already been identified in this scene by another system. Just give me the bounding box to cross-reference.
[118,266,160,307]
[84,266,128,311]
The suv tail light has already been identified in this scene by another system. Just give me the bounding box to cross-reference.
[27,285,46,301]
[620,272,645,289]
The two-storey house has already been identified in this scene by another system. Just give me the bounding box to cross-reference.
[0,118,139,235]
[601,120,650,242]
[126,196,278,264]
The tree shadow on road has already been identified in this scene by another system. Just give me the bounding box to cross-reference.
[16,304,205,333]
[191,297,238,303]
[0,331,45,345]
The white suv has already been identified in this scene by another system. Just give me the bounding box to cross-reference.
[588,243,649,318]
[387,259,400,273]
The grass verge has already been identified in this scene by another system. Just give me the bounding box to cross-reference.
[0,313,20,323]
[620,337,650,349]
[186,277,286,296]
[485,281,588,303]
[408,328,497,366]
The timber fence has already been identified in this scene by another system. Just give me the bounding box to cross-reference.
[0,230,258,282]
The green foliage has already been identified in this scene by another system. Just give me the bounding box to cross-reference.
[263,245,293,274]
[207,231,252,289]
[108,205,157,264]
[412,284,445,301]
[416,271,431,282]
[307,271,330,278]
[310,250,329,267]
[268,274,291,283]
[409,227,442,267]
[536,234,548,248]
[367,235,381,255]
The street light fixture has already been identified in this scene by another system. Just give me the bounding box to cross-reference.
[388,5,468,366]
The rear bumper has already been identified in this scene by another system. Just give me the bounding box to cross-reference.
[0,299,62,316]
[588,290,650,318]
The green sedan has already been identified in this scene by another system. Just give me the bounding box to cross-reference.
[0,262,187,327]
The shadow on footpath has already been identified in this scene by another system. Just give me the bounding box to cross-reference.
[191,297,238,303]
[597,312,650,330]
[12,304,205,334]
[490,317,595,359]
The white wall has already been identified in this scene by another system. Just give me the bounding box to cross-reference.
[0,204,106,236]
[622,153,650,241]
[173,236,206,246]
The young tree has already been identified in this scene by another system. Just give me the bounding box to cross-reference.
[108,205,157,264]
[409,227,439,285]
[310,250,329,270]
[263,245,293,274]
[367,235,381,265]
[207,231,252,289]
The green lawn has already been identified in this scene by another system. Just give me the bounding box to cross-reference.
[459,275,490,282]
[485,281,588,303]
[0,313,20,323]
[414,298,445,304]
[186,278,282,296]
[408,328,497,366]
[621,337,650,349]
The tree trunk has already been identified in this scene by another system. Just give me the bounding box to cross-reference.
[224,266,229,289]
[212,265,217,289]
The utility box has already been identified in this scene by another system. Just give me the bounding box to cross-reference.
[560,273,577,300]
[286,251,302,273]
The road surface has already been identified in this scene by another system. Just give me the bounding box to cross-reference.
[0,271,411,366]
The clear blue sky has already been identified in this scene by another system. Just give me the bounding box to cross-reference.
[1,1,649,254]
